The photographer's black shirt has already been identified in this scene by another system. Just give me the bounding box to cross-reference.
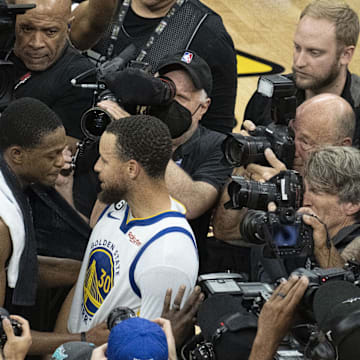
[92,0,237,134]
[244,71,360,148]
[172,126,232,271]
[10,43,95,139]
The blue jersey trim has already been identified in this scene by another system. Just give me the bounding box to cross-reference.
[129,227,197,298]
[120,209,186,233]
[97,204,111,223]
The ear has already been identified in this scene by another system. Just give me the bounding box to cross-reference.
[341,137,352,147]
[127,159,140,180]
[5,146,26,165]
[342,202,360,217]
[67,15,75,34]
[196,97,211,121]
[339,45,355,66]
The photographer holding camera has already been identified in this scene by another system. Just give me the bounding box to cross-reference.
[213,93,355,238]
[299,146,360,269]
[211,93,355,275]
[0,313,32,360]
[69,0,237,134]
[245,93,355,181]
[215,145,360,283]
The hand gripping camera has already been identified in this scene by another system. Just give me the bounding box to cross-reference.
[0,308,22,348]
[223,74,296,169]
[240,208,313,258]
[226,170,313,258]
[198,262,360,360]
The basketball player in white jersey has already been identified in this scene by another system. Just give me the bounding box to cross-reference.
[60,114,198,333]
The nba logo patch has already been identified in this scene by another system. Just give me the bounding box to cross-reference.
[181,52,193,64]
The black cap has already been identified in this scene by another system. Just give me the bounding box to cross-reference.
[157,50,213,95]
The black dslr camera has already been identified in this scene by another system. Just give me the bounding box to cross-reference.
[293,265,359,310]
[223,74,296,169]
[197,273,304,359]
[0,0,35,111]
[198,272,273,314]
[0,308,22,348]
[241,208,313,257]
[226,170,313,258]
[226,170,303,211]
[197,266,360,360]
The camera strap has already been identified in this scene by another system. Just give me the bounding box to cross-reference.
[211,312,257,344]
[106,0,187,60]
[332,223,360,248]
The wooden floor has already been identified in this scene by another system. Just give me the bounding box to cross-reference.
[202,0,360,131]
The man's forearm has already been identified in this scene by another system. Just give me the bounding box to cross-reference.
[314,245,345,269]
[165,160,217,219]
[29,330,82,356]
[0,270,6,307]
[212,185,246,241]
[37,256,81,288]
[70,0,117,50]
[249,332,278,360]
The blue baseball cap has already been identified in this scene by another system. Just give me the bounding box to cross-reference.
[107,317,168,360]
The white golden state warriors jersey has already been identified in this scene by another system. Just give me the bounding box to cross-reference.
[68,198,198,332]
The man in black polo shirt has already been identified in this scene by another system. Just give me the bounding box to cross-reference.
[244,0,360,147]
[157,51,232,271]
[12,0,94,144]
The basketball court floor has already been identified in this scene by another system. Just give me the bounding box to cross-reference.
[203,0,360,131]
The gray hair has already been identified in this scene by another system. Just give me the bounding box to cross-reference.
[304,146,360,206]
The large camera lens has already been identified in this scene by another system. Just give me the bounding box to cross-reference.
[240,210,267,244]
[227,177,278,210]
[80,107,113,141]
[223,134,271,167]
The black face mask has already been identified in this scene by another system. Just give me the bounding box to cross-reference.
[149,100,192,139]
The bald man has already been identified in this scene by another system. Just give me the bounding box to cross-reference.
[11,0,94,143]
[245,93,355,181]
[292,93,354,174]
[213,93,355,242]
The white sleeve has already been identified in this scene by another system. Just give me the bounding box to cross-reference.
[134,231,199,319]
